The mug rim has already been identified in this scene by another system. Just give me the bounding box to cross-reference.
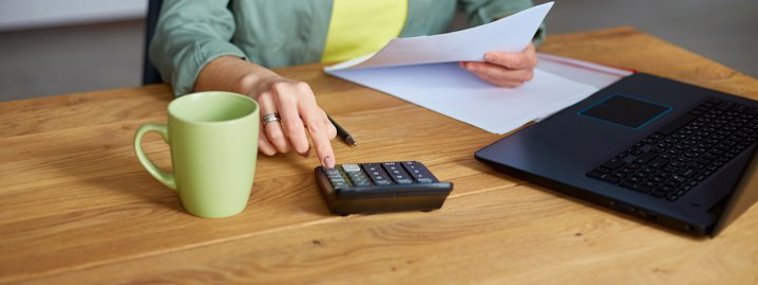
[168,91,258,125]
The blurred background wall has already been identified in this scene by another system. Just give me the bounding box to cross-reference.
[0,0,755,101]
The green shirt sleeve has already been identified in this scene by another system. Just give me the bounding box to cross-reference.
[458,0,546,45]
[149,0,246,97]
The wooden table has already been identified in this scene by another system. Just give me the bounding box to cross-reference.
[2,27,757,284]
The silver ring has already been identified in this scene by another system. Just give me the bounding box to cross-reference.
[262,112,280,126]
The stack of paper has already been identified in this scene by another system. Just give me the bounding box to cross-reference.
[325,2,632,134]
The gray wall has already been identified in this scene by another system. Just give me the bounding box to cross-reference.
[535,0,757,79]
[0,0,755,102]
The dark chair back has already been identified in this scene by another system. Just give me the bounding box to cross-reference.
[142,0,164,85]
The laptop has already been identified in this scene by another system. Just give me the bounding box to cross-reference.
[475,73,758,236]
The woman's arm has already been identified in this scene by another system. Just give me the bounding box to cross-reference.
[149,0,336,167]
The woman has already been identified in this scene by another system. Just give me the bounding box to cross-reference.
[150,0,543,168]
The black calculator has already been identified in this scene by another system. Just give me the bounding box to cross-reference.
[314,161,453,215]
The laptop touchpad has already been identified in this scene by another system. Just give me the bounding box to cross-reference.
[580,95,670,129]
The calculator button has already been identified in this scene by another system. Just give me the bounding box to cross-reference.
[341,164,362,173]
[413,175,434,183]
[322,168,348,187]
[402,161,436,183]
[326,172,343,178]
[346,171,363,179]
[332,184,348,190]
[362,163,394,185]
[348,173,372,186]
[329,178,350,189]
[327,175,346,183]
[351,179,372,187]
[328,176,347,184]
[372,176,393,185]
[324,171,344,180]
[362,163,384,173]
[338,164,372,186]
[382,162,414,184]
[324,168,342,176]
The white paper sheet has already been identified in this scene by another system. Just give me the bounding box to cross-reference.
[536,53,633,88]
[324,2,627,134]
[326,2,554,70]
[328,62,598,134]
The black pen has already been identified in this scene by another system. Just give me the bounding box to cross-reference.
[327,115,357,146]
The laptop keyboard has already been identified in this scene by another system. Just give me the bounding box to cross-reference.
[587,97,758,201]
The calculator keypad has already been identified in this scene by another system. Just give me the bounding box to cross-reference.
[324,161,439,188]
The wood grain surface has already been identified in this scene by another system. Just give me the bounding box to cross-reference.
[1,27,756,285]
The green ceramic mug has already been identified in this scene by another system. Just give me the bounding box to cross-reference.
[134,91,259,218]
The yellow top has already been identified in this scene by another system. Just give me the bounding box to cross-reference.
[321,0,408,63]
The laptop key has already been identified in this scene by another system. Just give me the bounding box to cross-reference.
[649,158,669,168]
[634,151,658,164]
[716,101,735,111]
[602,175,621,184]
[601,159,625,169]
[593,166,613,174]
[619,180,637,190]
[657,114,697,135]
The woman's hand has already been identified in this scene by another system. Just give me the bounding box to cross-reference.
[195,56,337,168]
[253,76,337,168]
[459,43,537,88]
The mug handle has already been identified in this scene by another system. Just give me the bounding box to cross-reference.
[133,123,177,191]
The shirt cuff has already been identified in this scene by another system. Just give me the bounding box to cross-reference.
[170,40,246,97]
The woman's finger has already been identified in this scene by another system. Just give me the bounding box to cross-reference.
[257,128,277,156]
[473,71,527,88]
[321,109,337,140]
[296,85,336,168]
[463,62,534,83]
[271,81,311,156]
[257,91,291,153]
[483,44,537,70]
